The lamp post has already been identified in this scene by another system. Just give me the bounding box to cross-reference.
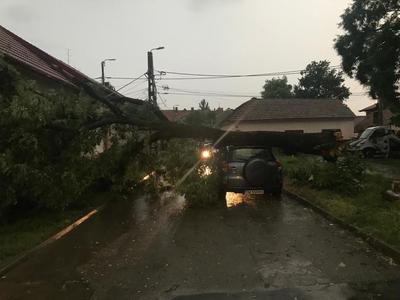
[101,58,116,85]
[147,47,164,106]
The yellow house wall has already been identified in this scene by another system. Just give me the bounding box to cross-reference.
[221,119,355,139]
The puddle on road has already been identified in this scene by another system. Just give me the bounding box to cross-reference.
[225,192,276,208]
[131,192,186,224]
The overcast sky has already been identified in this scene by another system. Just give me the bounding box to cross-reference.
[1,0,375,114]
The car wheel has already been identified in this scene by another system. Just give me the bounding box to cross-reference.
[363,148,375,158]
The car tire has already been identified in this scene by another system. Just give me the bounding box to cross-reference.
[363,148,375,158]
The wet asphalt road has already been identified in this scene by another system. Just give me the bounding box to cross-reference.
[1,192,400,300]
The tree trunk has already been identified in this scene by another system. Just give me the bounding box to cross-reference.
[149,122,339,159]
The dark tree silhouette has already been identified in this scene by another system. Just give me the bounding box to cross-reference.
[335,0,400,123]
[294,60,350,101]
[261,76,293,99]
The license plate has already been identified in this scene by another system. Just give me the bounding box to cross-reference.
[245,190,264,195]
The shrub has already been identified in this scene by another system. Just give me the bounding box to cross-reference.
[285,154,366,195]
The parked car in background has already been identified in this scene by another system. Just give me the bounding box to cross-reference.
[349,126,400,158]
[219,146,283,197]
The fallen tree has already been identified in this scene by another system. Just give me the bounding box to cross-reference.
[0,55,341,220]
[85,116,341,160]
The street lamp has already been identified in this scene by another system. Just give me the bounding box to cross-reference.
[147,46,165,106]
[150,46,165,52]
[101,58,116,85]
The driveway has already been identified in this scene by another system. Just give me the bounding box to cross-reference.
[1,192,399,299]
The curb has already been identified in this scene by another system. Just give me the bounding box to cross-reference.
[0,204,105,277]
[284,189,400,265]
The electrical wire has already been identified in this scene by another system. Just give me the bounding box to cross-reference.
[160,92,258,98]
[157,92,169,108]
[100,66,342,81]
[156,65,342,79]
[123,79,148,94]
[164,86,258,97]
[116,73,147,92]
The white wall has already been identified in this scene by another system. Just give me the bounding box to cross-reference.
[221,119,355,139]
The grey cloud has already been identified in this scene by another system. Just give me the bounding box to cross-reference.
[3,3,36,23]
[188,0,241,12]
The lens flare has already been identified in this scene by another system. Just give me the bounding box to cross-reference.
[201,149,211,159]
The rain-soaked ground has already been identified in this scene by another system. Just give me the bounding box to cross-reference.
[1,191,400,300]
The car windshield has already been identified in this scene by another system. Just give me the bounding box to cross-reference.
[230,148,273,161]
[359,128,375,139]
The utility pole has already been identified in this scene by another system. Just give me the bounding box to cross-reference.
[147,51,156,106]
[101,58,116,86]
[147,47,164,107]
[100,58,116,151]
[101,61,106,85]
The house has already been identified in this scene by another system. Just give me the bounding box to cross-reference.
[355,103,398,133]
[0,25,166,151]
[219,98,356,139]
[161,107,231,125]
[162,107,193,122]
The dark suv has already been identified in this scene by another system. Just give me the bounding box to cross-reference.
[220,146,283,196]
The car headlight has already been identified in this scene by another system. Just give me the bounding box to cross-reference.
[201,149,211,159]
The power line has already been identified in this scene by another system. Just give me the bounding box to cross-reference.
[116,73,147,92]
[99,65,343,81]
[157,65,342,79]
[160,92,258,98]
[123,80,148,94]
[161,86,258,97]
[157,92,169,108]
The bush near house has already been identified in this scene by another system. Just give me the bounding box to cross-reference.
[285,154,366,195]
[279,153,400,250]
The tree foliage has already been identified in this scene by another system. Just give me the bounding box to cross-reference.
[0,58,148,220]
[184,100,216,127]
[261,76,293,99]
[335,0,400,121]
[294,60,351,101]
[199,99,210,111]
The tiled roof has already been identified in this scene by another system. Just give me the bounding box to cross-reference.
[161,110,192,122]
[223,98,355,123]
[0,25,169,123]
[0,25,95,88]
